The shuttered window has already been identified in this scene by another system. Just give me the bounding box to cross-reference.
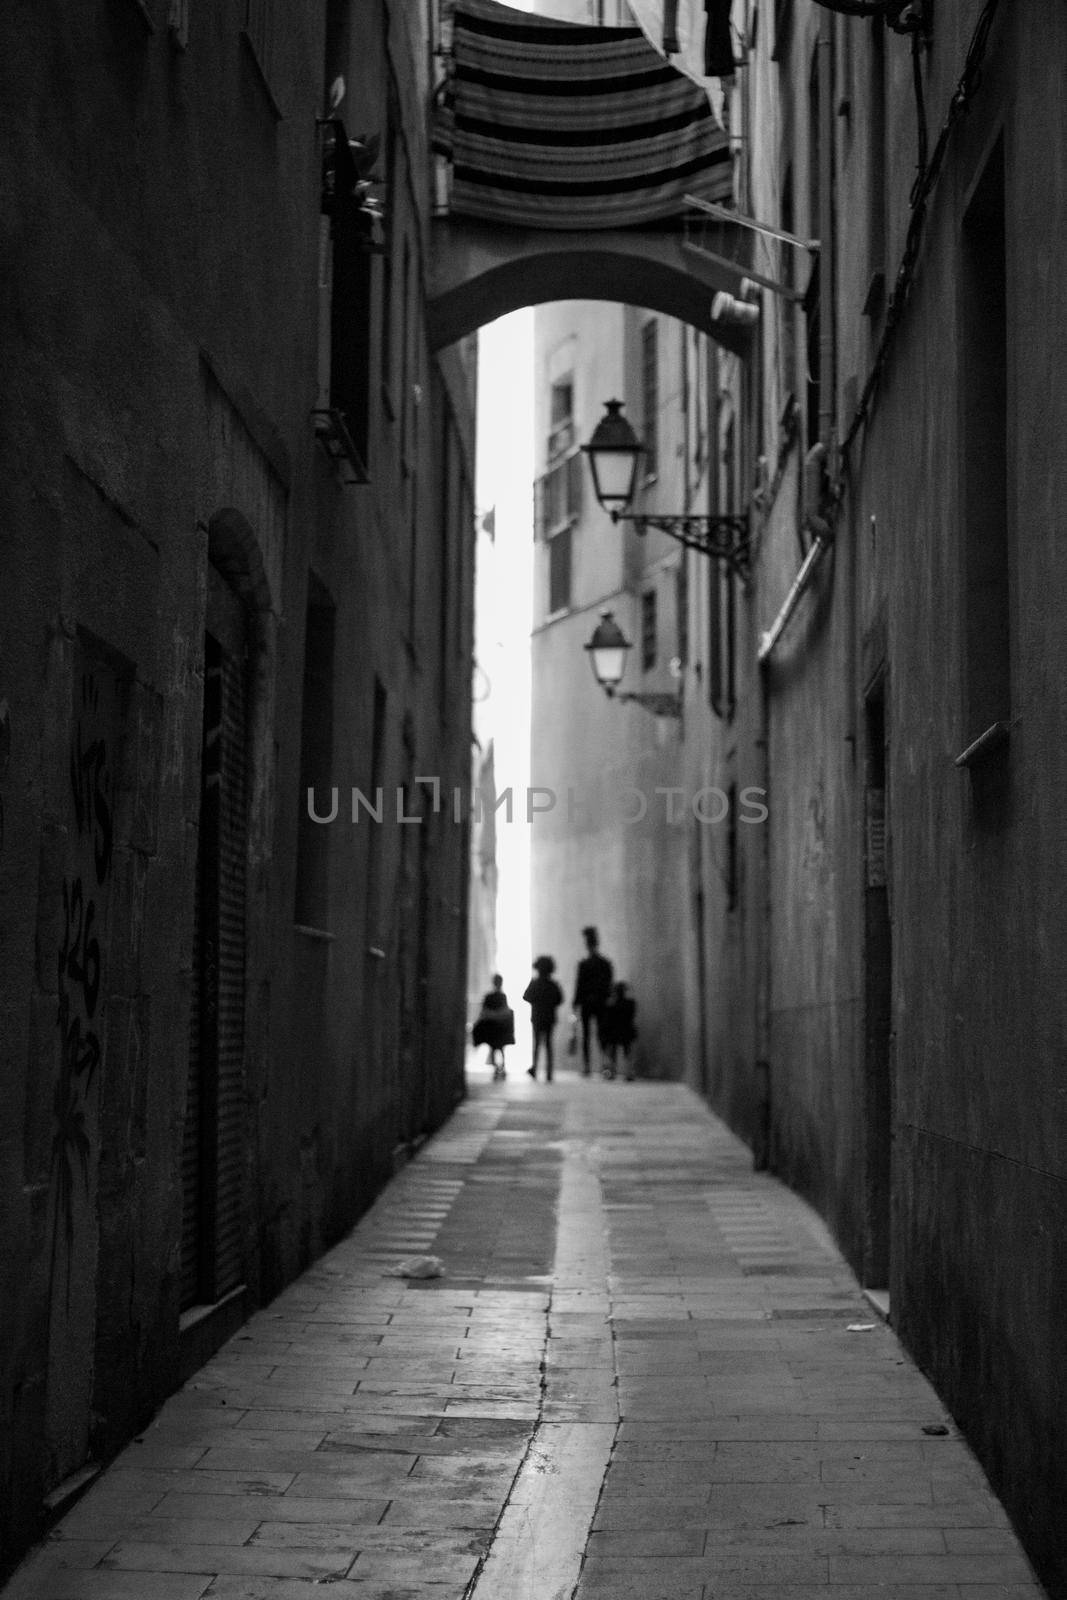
[548,526,572,615]
[329,199,373,477]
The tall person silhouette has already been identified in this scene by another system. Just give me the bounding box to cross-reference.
[571,925,613,1077]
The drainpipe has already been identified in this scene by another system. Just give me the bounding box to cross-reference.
[754,7,837,1162]
[758,442,831,661]
[817,7,836,458]
[759,8,836,665]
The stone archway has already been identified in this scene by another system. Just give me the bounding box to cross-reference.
[427,216,752,353]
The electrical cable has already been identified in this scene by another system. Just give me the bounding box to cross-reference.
[839,0,1003,469]
[909,27,928,205]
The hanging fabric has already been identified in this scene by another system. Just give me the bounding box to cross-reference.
[703,0,735,78]
[443,0,732,230]
[611,0,734,90]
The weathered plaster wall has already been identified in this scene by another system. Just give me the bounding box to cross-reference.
[701,3,1067,1592]
[856,11,1067,1588]
[0,0,475,1575]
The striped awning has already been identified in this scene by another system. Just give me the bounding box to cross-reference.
[441,0,733,230]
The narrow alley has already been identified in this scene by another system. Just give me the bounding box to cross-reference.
[4,1069,1044,1600]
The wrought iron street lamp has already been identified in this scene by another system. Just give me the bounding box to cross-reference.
[583,611,682,720]
[581,400,751,585]
[581,400,644,515]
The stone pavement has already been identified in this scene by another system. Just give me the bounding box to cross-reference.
[4,1066,1046,1600]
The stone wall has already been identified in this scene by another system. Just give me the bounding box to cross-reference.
[0,0,475,1575]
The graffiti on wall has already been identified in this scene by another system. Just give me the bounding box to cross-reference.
[50,666,117,1307]
[0,697,10,855]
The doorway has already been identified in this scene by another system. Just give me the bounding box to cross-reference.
[181,566,248,1311]
[862,679,893,1302]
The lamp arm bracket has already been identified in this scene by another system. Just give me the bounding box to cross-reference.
[615,691,684,719]
[618,512,752,586]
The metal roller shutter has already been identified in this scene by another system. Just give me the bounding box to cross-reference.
[180,568,247,1309]
[213,645,246,1298]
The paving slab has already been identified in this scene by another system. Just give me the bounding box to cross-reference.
[2,1068,1046,1600]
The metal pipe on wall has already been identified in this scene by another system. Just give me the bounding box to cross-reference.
[817,6,836,452]
[754,6,836,1161]
[758,8,837,667]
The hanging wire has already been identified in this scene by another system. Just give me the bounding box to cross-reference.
[839,0,1003,469]
[908,28,929,205]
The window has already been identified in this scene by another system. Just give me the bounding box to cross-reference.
[535,371,581,541]
[548,526,572,615]
[535,453,582,538]
[380,97,399,408]
[294,577,335,928]
[641,320,659,478]
[641,589,657,671]
[324,149,373,479]
[676,560,689,668]
[548,377,574,459]
[959,135,1010,759]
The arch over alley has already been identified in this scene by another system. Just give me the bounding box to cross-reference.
[427,216,754,353]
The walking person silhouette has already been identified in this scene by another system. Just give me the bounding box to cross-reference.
[472,973,515,1079]
[523,955,564,1082]
[571,925,613,1077]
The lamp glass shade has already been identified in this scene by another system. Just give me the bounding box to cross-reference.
[584,611,632,691]
[582,399,643,513]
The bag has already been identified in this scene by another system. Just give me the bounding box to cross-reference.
[473,1004,515,1048]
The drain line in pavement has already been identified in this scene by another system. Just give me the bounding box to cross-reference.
[464,1143,618,1600]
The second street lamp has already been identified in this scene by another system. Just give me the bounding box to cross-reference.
[582,399,752,586]
[583,611,682,720]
